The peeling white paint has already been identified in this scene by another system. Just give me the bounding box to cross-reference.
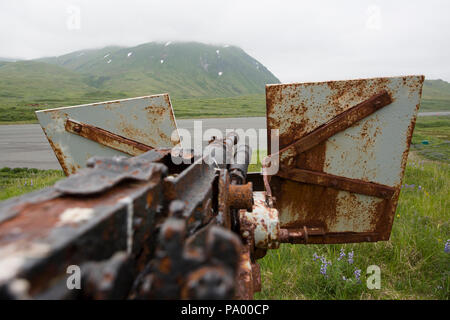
[0,243,51,282]
[0,256,25,283]
[8,278,30,298]
[127,52,133,57]
[119,197,134,254]
[58,207,94,226]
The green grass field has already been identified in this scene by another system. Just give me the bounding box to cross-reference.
[411,117,449,163]
[255,155,449,299]
[0,167,64,201]
[0,117,448,300]
[0,94,266,124]
[0,94,449,125]
[250,117,449,299]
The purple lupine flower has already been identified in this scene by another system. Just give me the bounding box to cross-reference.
[24,181,27,186]
[320,263,329,277]
[354,269,361,282]
[30,179,33,187]
[445,240,450,253]
[338,248,346,261]
[348,250,354,264]
[313,253,319,261]
[418,185,422,190]
[318,257,332,277]
[342,276,347,281]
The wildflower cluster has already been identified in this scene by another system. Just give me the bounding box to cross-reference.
[401,183,430,197]
[347,250,354,264]
[312,249,362,284]
[337,248,345,261]
[409,160,425,170]
[354,269,361,283]
[313,253,332,277]
[23,179,33,187]
[445,240,450,253]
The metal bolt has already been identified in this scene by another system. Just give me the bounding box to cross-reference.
[73,124,82,133]
[263,157,271,167]
[169,200,185,218]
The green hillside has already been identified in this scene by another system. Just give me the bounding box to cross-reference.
[0,61,126,122]
[0,42,281,123]
[421,79,450,111]
[39,42,279,98]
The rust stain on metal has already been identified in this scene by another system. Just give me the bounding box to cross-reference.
[267,78,394,149]
[159,256,172,274]
[274,90,392,160]
[65,119,153,156]
[47,139,79,176]
[0,180,152,246]
[239,192,280,249]
[228,183,253,211]
[277,168,395,199]
[295,141,327,172]
[234,246,254,300]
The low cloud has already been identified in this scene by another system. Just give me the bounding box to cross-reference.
[0,0,449,82]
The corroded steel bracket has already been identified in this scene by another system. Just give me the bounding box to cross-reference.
[272,90,392,159]
[65,119,154,156]
[276,161,395,199]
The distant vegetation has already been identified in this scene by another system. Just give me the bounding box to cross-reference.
[421,79,450,112]
[411,116,450,163]
[0,167,63,201]
[0,42,449,123]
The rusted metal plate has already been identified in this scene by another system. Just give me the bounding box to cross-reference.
[36,94,180,175]
[266,75,424,243]
[0,163,166,297]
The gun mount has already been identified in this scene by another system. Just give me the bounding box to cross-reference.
[0,75,424,299]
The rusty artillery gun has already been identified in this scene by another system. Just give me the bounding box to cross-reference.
[0,76,424,299]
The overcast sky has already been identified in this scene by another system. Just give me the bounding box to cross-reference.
[0,0,449,82]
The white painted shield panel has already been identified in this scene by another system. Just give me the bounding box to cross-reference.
[36,94,179,175]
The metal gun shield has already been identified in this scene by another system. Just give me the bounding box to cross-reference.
[266,75,424,243]
[36,94,180,175]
